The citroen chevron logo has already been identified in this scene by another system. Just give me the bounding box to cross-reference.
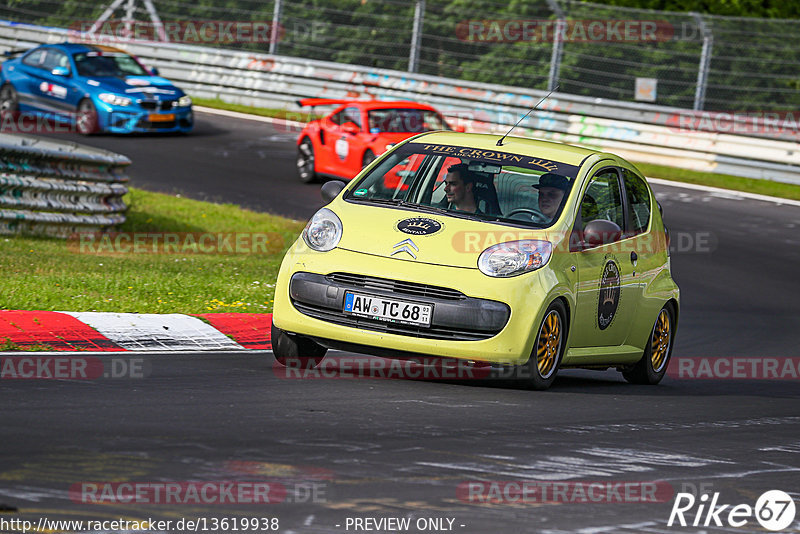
[391,238,419,259]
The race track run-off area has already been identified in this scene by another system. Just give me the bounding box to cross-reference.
[1,110,799,534]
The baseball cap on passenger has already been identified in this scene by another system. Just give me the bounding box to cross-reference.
[533,173,570,191]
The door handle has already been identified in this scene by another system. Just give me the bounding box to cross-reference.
[630,251,638,263]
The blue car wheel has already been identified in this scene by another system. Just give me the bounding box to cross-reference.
[76,99,99,135]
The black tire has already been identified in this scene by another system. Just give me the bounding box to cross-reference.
[0,84,19,116]
[622,305,674,385]
[362,149,376,169]
[296,138,317,183]
[76,99,99,135]
[519,300,567,390]
[271,322,327,369]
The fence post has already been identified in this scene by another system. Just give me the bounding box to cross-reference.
[270,0,283,55]
[546,0,565,92]
[692,12,713,111]
[409,0,425,73]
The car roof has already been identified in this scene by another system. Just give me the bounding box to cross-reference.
[42,42,131,55]
[408,132,605,167]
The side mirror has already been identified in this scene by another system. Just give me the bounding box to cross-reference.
[454,125,466,133]
[341,121,359,135]
[51,67,70,77]
[582,219,621,249]
[321,180,346,203]
[150,67,159,76]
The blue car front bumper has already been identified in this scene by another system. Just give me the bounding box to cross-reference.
[102,106,193,134]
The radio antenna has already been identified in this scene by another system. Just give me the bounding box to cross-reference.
[496,84,559,147]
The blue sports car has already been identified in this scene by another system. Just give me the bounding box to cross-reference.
[0,42,193,134]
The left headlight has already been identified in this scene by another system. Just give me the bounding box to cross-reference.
[478,240,552,277]
[302,208,343,252]
[98,93,132,106]
[176,95,192,107]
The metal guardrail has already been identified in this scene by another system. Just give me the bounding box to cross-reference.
[1,20,799,186]
[0,133,130,237]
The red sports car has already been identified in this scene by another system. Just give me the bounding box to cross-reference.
[295,99,458,183]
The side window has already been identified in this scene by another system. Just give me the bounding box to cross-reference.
[342,107,362,129]
[581,169,624,230]
[623,169,651,235]
[42,50,69,72]
[22,49,46,68]
[329,109,345,126]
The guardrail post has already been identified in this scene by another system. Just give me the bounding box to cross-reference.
[546,0,565,92]
[692,12,713,111]
[270,0,283,55]
[409,0,425,73]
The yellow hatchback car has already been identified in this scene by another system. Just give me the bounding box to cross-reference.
[272,132,679,389]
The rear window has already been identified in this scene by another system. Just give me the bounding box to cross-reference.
[367,109,449,133]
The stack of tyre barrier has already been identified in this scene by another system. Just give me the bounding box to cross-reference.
[0,133,130,237]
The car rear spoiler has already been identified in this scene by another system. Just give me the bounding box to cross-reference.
[2,49,28,58]
[296,98,353,107]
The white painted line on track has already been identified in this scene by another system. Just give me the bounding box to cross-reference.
[195,105,306,128]
[61,312,244,351]
[648,177,800,207]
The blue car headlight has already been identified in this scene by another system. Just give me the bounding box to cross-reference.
[98,93,132,106]
[176,95,192,108]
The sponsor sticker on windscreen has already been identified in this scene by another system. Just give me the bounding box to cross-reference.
[343,292,432,327]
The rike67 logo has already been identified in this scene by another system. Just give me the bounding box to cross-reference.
[668,490,796,531]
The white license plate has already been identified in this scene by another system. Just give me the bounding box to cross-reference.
[343,292,432,327]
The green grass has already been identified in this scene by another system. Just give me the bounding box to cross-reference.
[1,338,56,352]
[634,162,800,201]
[192,97,320,122]
[193,97,800,201]
[0,188,305,314]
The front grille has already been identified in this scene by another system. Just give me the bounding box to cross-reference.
[292,302,493,341]
[290,272,509,341]
[138,100,175,111]
[326,272,466,301]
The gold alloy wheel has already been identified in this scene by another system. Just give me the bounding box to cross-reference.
[650,309,671,372]
[536,310,562,378]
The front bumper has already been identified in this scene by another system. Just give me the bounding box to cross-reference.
[273,243,569,365]
[290,271,510,341]
[103,107,193,133]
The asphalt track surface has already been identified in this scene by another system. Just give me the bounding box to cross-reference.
[2,111,800,533]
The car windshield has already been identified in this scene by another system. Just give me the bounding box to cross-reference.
[346,143,580,228]
[367,109,449,133]
[73,52,148,77]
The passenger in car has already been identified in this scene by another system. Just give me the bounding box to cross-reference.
[533,173,570,222]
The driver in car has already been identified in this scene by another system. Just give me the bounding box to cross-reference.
[443,163,483,214]
[533,173,570,222]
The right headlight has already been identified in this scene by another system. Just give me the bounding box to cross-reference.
[302,208,343,252]
[98,93,132,106]
[478,240,552,277]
